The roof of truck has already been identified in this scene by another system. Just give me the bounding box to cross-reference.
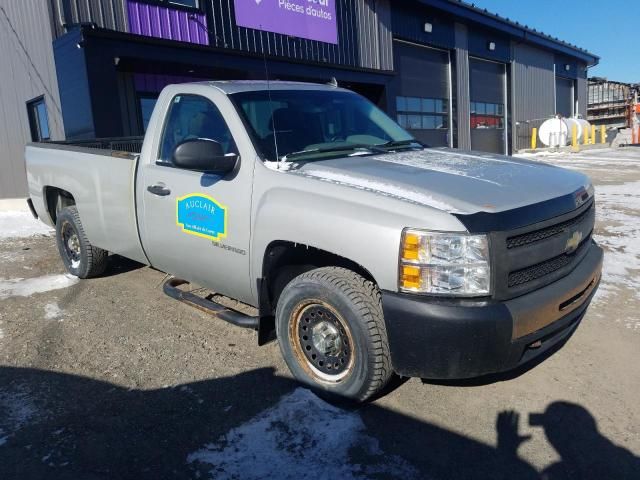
[193,80,347,94]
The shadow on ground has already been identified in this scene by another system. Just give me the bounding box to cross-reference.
[103,255,146,277]
[0,367,637,480]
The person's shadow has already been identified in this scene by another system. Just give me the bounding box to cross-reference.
[0,366,638,479]
[530,401,640,479]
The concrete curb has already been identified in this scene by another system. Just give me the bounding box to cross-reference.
[0,198,29,212]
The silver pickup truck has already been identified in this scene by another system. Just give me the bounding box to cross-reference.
[26,81,603,401]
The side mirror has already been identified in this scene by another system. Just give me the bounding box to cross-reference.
[172,139,238,174]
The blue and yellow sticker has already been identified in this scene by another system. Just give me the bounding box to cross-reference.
[176,194,227,241]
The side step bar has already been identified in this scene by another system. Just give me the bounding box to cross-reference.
[163,278,259,329]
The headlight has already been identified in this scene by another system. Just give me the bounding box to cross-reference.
[399,228,491,296]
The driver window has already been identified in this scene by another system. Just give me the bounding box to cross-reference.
[158,94,237,164]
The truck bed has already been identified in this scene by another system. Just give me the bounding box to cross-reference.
[25,138,148,265]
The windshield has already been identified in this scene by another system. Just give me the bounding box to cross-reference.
[230,89,419,162]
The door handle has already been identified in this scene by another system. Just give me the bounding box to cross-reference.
[147,184,171,196]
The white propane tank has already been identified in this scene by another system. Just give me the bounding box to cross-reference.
[564,118,582,140]
[538,117,569,147]
[577,118,591,140]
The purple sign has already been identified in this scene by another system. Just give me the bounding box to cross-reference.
[233,0,338,44]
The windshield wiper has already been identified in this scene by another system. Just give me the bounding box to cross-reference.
[377,139,427,149]
[281,144,387,162]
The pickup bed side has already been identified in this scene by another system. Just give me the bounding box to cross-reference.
[25,143,148,265]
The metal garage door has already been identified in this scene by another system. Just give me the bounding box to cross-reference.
[470,58,507,154]
[392,41,451,147]
[555,76,575,117]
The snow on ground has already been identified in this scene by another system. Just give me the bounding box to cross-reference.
[44,302,64,321]
[592,181,640,304]
[188,388,417,480]
[0,274,78,300]
[0,385,38,446]
[0,211,53,239]
[517,148,640,174]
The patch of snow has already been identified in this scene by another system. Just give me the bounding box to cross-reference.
[0,274,79,300]
[375,151,501,185]
[44,302,64,320]
[0,385,38,446]
[0,211,53,239]
[264,160,296,172]
[591,181,640,331]
[300,169,460,213]
[0,251,24,263]
[188,388,417,480]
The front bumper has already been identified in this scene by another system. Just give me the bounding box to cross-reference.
[382,241,603,379]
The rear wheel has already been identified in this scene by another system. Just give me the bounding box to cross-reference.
[276,267,392,402]
[55,206,108,278]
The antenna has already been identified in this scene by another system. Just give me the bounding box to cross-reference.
[259,28,281,169]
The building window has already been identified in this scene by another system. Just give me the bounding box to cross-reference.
[26,96,51,142]
[470,102,504,129]
[396,96,448,130]
[138,95,159,132]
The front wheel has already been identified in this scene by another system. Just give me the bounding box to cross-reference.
[55,206,108,278]
[276,267,392,402]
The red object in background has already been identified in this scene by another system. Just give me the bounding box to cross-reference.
[471,115,502,129]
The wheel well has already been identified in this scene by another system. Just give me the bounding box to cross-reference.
[44,187,76,225]
[260,241,376,316]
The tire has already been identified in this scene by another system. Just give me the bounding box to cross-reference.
[276,267,392,402]
[55,206,108,279]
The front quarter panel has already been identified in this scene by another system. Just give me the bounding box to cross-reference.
[250,162,467,293]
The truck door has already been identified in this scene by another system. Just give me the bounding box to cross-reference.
[136,90,255,305]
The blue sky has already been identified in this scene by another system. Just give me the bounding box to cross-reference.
[474,0,639,83]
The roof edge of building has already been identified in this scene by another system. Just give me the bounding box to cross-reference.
[418,0,599,65]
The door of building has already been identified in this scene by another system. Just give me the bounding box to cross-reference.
[469,57,507,154]
[392,41,451,147]
[555,76,575,117]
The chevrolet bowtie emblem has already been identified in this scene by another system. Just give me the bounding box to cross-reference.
[565,231,583,254]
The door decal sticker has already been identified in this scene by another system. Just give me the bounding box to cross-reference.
[176,194,227,241]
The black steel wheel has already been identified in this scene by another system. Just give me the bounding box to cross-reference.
[290,300,355,383]
[276,267,392,402]
[55,206,108,278]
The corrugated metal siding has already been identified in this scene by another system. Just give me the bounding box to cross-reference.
[454,22,470,150]
[391,1,455,50]
[50,0,128,37]
[576,75,587,118]
[512,44,555,116]
[0,0,65,198]
[375,0,393,70]
[52,0,392,70]
[511,42,555,150]
[127,0,208,45]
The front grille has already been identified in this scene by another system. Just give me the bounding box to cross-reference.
[491,199,596,300]
[506,203,594,249]
[508,236,591,287]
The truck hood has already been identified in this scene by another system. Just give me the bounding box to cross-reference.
[293,148,591,215]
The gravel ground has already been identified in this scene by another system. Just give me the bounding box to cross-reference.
[1,147,639,479]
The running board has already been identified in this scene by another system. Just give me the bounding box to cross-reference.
[163,278,259,329]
